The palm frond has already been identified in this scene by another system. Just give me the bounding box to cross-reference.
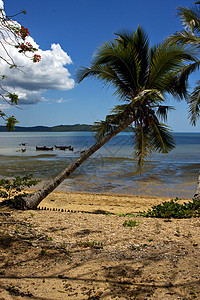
[132,114,175,170]
[177,5,200,33]
[168,31,200,48]
[188,82,200,125]
[149,43,196,93]
[130,89,165,106]
[93,103,132,139]
[92,40,141,90]
[156,105,175,122]
[149,121,175,153]
[115,27,150,86]
[162,70,190,100]
[77,64,133,101]
[77,26,153,100]
[93,120,114,140]
[133,125,151,171]
[178,60,200,81]
[169,60,200,102]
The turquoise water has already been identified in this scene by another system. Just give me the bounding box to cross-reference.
[0,131,199,198]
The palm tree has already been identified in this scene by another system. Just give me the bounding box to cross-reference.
[20,26,195,209]
[168,2,200,125]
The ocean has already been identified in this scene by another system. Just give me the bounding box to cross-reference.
[0,131,199,199]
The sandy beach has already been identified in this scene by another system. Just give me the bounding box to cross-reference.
[1,191,200,299]
[38,191,180,214]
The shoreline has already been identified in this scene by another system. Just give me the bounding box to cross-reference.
[37,190,192,214]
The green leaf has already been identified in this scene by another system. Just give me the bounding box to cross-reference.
[6,93,19,104]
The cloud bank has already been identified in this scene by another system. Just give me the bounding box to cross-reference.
[0,1,75,107]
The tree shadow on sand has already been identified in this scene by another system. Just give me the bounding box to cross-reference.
[1,211,200,299]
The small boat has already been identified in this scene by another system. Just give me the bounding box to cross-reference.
[16,148,26,153]
[55,145,74,151]
[55,145,70,150]
[36,146,53,151]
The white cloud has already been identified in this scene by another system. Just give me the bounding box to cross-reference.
[0,0,4,9]
[1,41,75,91]
[56,98,71,104]
[0,1,75,105]
[0,103,10,110]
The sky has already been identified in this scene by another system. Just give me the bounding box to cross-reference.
[0,0,199,132]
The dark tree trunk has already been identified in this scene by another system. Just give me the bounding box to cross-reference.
[20,116,135,209]
[194,171,200,200]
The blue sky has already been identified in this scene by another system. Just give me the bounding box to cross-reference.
[1,0,199,132]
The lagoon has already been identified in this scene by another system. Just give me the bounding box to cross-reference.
[0,132,199,199]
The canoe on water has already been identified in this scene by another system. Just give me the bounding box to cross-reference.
[36,146,53,151]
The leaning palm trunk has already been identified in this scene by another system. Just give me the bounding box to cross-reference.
[20,115,135,209]
[18,27,197,209]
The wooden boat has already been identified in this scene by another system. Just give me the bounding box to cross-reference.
[16,148,26,153]
[36,146,53,151]
[55,145,70,150]
[55,145,74,151]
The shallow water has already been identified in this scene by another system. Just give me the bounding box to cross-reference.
[0,131,199,198]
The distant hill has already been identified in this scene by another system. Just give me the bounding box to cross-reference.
[0,124,133,132]
[51,124,94,132]
[0,125,51,132]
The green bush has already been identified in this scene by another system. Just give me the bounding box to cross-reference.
[123,220,139,227]
[0,174,39,208]
[139,197,200,219]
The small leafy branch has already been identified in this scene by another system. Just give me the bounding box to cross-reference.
[123,220,139,227]
[0,112,19,131]
[0,174,39,207]
[0,8,41,130]
[139,197,200,218]
[77,241,104,249]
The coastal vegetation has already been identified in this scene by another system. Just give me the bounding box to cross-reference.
[0,175,39,207]
[139,197,200,218]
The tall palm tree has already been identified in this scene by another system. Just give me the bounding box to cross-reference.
[20,26,195,209]
[168,2,200,125]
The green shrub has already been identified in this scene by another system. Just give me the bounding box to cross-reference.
[118,213,136,217]
[139,197,200,219]
[123,220,139,227]
[0,174,39,208]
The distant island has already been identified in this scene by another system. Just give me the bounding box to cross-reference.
[0,124,133,132]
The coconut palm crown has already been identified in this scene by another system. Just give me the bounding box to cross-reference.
[77,26,196,168]
[168,3,200,125]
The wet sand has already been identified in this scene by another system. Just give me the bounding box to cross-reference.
[38,190,191,214]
